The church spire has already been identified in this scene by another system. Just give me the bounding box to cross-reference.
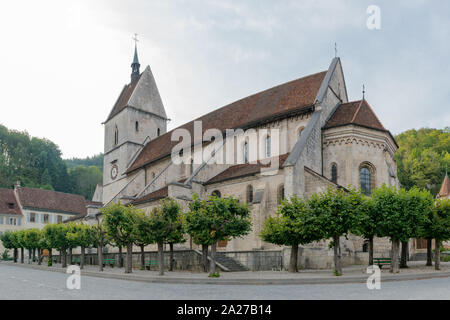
[131,34,140,83]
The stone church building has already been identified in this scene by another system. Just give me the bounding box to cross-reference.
[86,45,402,269]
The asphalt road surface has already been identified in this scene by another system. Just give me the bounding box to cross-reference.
[0,264,449,300]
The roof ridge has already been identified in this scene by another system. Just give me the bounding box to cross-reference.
[350,100,364,123]
[361,100,386,130]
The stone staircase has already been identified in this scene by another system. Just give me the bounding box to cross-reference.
[215,253,248,272]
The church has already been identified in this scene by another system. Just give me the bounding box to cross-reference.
[86,44,402,269]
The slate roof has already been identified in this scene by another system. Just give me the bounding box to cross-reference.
[205,154,290,185]
[105,73,143,122]
[126,71,327,174]
[324,100,386,131]
[438,174,450,198]
[0,189,22,216]
[16,187,88,215]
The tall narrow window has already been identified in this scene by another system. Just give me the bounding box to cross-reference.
[157,128,161,136]
[331,164,338,184]
[246,185,253,204]
[190,158,194,175]
[135,121,139,132]
[265,135,271,158]
[243,142,249,163]
[360,162,375,196]
[114,125,119,146]
[278,184,285,204]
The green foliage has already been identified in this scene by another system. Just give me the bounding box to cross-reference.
[208,272,220,278]
[143,198,185,244]
[0,231,16,249]
[352,195,380,239]
[429,199,450,241]
[260,195,322,246]
[67,166,102,200]
[66,223,96,248]
[308,187,361,239]
[102,202,139,246]
[2,249,10,260]
[395,127,450,195]
[185,194,252,246]
[65,154,103,170]
[22,228,42,249]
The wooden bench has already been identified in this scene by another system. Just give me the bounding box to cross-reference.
[103,258,116,268]
[71,257,81,265]
[373,257,401,269]
[144,259,158,270]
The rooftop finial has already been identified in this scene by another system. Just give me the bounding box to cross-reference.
[362,84,366,100]
[334,42,338,58]
[131,33,140,83]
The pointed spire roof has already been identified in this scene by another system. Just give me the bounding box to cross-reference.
[438,173,450,199]
[132,43,139,65]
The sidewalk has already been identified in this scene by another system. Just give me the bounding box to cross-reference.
[2,260,450,285]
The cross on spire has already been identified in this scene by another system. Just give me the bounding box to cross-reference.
[130,33,141,83]
[133,33,139,45]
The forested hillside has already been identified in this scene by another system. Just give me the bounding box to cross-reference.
[395,127,450,196]
[0,124,103,200]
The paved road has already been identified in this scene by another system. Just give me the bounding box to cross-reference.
[0,264,449,300]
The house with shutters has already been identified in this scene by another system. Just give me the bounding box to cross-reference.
[0,182,97,253]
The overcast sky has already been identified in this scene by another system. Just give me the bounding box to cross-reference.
[0,0,448,158]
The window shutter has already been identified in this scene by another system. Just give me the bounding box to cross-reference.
[5,217,9,225]
[26,212,30,222]
[0,216,3,224]
[41,214,45,223]
[18,218,21,226]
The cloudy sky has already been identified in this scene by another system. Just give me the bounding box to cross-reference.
[0,0,448,158]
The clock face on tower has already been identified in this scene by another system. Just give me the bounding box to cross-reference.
[111,164,118,180]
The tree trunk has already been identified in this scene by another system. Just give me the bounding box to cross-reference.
[20,248,24,263]
[209,242,217,276]
[169,243,174,271]
[80,246,85,269]
[13,248,18,263]
[61,248,67,268]
[118,246,123,268]
[426,238,433,266]
[28,249,32,264]
[140,245,145,270]
[125,243,133,273]
[390,239,400,273]
[32,248,36,262]
[201,244,209,272]
[435,239,441,271]
[97,243,103,272]
[37,249,42,265]
[400,241,408,268]
[157,241,164,276]
[368,237,374,266]
[333,236,342,276]
[68,248,73,265]
[49,249,53,266]
[289,243,299,273]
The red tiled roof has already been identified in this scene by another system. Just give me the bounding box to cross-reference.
[0,188,22,216]
[132,186,168,205]
[17,187,87,215]
[105,74,142,122]
[324,100,386,131]
[126,71,327,174]
[438,174,450,198]
[205,154,290,185]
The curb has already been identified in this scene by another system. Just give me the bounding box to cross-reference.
[2,262,450,286]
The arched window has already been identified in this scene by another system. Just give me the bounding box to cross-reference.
[331,163,338,184]
[212,190,221,198]
[243,142,249,163]
[298,126,305,138]
[135,121,139,132]
[360,162,375,196]
[114,125,119,146]
[246,185,253,204]
[277,184,285,204]
[265,135,271,158]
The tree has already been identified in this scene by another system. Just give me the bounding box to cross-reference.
[23,229,42,264]
[102,202,138,273]
[43,223,70,267]
[353,196,380,266]
[429,199,450,270]
[66,223,95,269]
[261,195,323,272]
[91,222,110,272]
[133,210,154,270]
[144,198,185,276]
[308,187,360,276]
[0,231,18,262]
[186,195,251,277]
[14,230,26,264]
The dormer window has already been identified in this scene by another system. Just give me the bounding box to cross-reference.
[7,203,14,209]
